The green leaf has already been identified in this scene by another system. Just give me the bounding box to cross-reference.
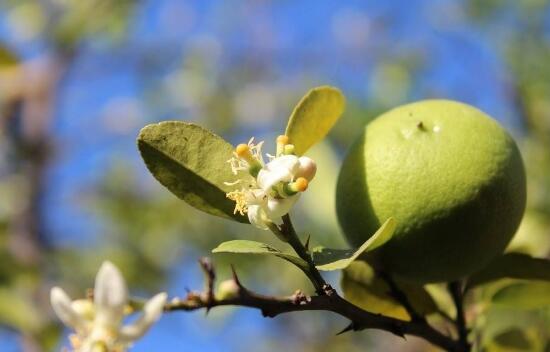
[313,217,396,271]
[212,240,309,272]
[492,281,550,310]
[467,252,550,290]
[137,121,252,222]
[341,261,437,321]
[285,86,345,155]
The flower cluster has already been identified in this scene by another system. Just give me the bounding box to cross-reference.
[226,135,316,230]
[50,261,167,352]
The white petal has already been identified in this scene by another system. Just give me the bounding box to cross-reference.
[297,156,317,181]
[265,195,300,219]
[50,287,88,331]
[118,293,167,343]
[257,155,300,191]
[244,189,267,206]
[94,261,127,325]
[247,204,269,230]
[71,299,95,321]
[265,155,299,173]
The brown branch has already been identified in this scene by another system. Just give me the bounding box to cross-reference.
[166,259,467,352]
[198,258,216,311]
[378,271,426,323]
[448,281,470,351]
[167,215,472,351]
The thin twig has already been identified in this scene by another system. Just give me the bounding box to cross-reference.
[378,271,426,323]
[198,258,216,311]
[267,216,327,294]
[280,214,328,295]
[449,281,470,352]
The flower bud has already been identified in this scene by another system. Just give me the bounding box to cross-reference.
[216,280,240,301]
[297,156,317,181]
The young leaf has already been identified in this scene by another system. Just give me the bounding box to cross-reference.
[492,281,550,310]
[285,86,345,155]
[312,217,396,271]
[137,121,251,222]
[466,252,550,290]
[341,261,437,321]
[212,240,309,272]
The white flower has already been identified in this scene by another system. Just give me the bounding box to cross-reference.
[226,135,317,230]
[50,261,167,352]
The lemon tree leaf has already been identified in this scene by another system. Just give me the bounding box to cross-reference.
[212,240,309,272]
[467,252,550,290]
[138,121,251,222]
[340,261,437,321]
[285,86,345,155]
[492,281,550,310]
[312,217,396,271]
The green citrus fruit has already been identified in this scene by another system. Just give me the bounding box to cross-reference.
[336,100,526,283]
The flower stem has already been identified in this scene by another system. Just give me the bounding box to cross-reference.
[280,215,328,295]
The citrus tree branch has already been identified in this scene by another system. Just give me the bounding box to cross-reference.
[378,271,426,323]
[165,259,468,352]
[449,281,470,351]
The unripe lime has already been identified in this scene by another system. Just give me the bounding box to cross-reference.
[336,100,526,283]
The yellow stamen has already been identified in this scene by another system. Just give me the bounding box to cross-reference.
[235,144,252,159]
[235,143,263,177]
[277,135,289,144]
[276,135,290,156]
[294,177,309,192]
[283,144,295,155]
[226,190,248,215]
[283,177,309,195]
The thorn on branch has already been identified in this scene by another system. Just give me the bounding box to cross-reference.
[304,234,311,252]
[230,264,244,289]
[336,323,355,335]
[199,257,216,311]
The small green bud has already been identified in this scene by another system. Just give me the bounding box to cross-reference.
[215,280,240,301]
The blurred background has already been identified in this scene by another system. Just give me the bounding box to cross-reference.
[0,0,548,351]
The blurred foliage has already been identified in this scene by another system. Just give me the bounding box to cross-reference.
[341,261,437,321]
[0,0,548,351]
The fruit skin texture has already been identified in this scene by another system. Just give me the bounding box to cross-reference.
[336,100,526,283]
